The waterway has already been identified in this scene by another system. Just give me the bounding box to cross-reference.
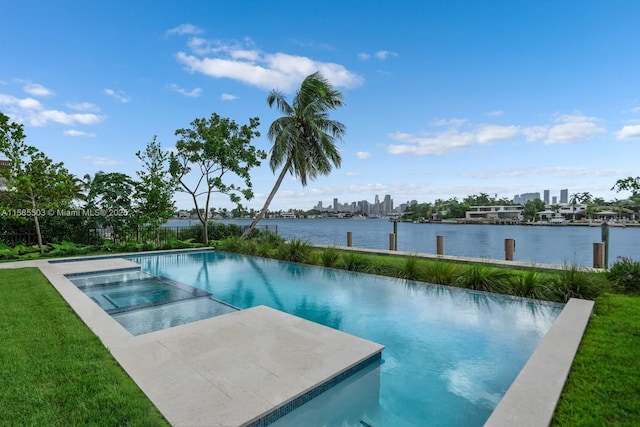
[165,218,640,267]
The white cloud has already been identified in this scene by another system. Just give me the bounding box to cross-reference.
[475,124,519,144]
[169,83,202,97]
[104,89,130,103]
[430,118,468,127]
[522,125,548,142]
[375,50,398,60]
[356,151,371,159]
[345,172,359,177]
[66,102,100,112]
[358,51,397,60]
[221,93,238,101]
[82,156,124,165]
[387,123,518,155]
[522,115,605,144]
[545,114,605,144]
[617,125,640,139]
[462,166,623,180]
[23,83,54,97]
[36,110,102,126]
[176,39,363,93]
[0,93,102,126]
[486,110,504,117]
[630,106,640,113]
[0,94,43,110]
[387,129,476,155]
[64,129,96,137]
[166,23,204,36]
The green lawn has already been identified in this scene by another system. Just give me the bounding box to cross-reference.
[0,268,168,426]
[552,293,640,426]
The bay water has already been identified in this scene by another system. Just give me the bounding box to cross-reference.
[165,218,639,267]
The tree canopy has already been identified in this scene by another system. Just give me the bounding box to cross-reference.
[242,72,346,238]
[169,113,265,245]
[134,136,176,231]
[0,112,75,252]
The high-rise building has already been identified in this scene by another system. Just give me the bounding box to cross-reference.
[383,195,393,214]
[333,198,338,211]
[560,189,568,204]
[543,190,550,205]
[552,196,558,205]
[513,192,540,204]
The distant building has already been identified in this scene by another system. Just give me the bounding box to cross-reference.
[513,192,540,204]
[383,195,393,214]
[543,190,550,205]
[333,198,338,211]
[552,196,558,205]
[560,189,568,204]
[466,205,523,220]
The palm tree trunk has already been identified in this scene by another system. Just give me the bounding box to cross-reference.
[241,162,290,239]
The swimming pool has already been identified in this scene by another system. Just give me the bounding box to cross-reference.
[113,250,563,426]
[68,268,238,335]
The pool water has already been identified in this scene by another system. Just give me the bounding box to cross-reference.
[68,269,237,334]
[119,251,564,426]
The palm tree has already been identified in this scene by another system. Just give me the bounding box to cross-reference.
[69,173,87,203]
[241,72,346,238]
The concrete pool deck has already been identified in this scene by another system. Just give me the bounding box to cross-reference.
[1,252,594,426]
[1,258,384,426]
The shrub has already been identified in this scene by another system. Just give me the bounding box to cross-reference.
[364,259,395,276]
[340,252,369,272]
[276,239,312,263]
[511,269,552,300]
[608,256,640,294]
[238,239,259,256]
[48,241,82,257]
[423,260,460,285]
[255,230,284,247]
[551,264,608,302]
[453,264,512,294]
[396,256,423,280]
[216,236,244,253]
[320,247,341,267]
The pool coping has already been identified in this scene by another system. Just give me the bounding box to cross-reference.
[2,256,385,426]
[484,297,594,427]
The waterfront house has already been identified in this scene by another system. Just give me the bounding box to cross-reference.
[465,205,523,221]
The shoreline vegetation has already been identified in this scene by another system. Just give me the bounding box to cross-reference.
[1,225,639,425]
[169,215,640,227]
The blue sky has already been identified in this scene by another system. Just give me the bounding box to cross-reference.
[2,1,640,211]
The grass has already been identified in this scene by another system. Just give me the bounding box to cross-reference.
[0,268,168,427]
[552,293,640,426]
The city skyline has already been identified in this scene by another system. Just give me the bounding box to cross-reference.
[310,187,585,215]
[2,2,639,212]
